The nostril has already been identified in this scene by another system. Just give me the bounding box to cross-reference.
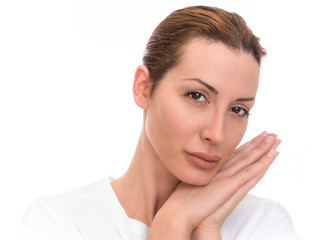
[205,137,211,141]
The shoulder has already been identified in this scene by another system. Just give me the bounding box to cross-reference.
[25,177,111,221]
[221,194,302,240]
[18,199,68,240]
[19,177,114,239]
[230,194,280,219]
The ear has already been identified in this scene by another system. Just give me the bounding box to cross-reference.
[133,65,151,109]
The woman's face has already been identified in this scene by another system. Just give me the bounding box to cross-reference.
[144,39,260,185]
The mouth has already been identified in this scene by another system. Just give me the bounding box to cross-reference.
[184,151,221,169]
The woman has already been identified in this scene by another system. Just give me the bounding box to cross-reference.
[19,6,301,240]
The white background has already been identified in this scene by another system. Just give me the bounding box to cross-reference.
[0,0,319,239]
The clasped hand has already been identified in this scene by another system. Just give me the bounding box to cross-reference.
[148,132,281,240]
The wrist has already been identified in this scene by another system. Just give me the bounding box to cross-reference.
[148,205,192,240]
[191,228,222,240]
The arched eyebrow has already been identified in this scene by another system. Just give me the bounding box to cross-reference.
[236,97,255,102]
[183,78,255,102]
[182,78,218,95]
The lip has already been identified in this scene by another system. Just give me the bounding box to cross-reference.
[184,151,222,169]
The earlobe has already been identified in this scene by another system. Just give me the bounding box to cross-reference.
[133,65,151,109]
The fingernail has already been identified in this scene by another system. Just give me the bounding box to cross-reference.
[260,131,268,137]
[267,149,276,157]
[264,135,274,143]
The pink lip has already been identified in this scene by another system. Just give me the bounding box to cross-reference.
[186,151,222,162]
[184,151,222,169]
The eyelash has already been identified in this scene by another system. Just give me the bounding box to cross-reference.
[184,91,250,118]
[184,91,209,104]
[228,106,250,118]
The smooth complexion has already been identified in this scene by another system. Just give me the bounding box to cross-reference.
[112,39,280,238]
[143,39,260,186]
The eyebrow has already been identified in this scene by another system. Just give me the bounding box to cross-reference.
[236,97,255,102]
[182,78,218,95]
[183,78,255,102]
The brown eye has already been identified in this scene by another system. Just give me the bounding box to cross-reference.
[229,107,249,117]
[185,91,207,102]
[190,92,202,100]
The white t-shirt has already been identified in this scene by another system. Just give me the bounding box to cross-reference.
[18,177,302,240]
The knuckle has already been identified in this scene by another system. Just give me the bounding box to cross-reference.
[244,165,257,176]
[250,135,262,145]
[256,140,272,152]
[222,177,240,195]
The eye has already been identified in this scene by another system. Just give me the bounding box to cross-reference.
[185,91,208,103]
[229,106,249,118]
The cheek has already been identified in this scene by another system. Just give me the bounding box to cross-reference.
[153,101,197,141]
[145,98,195,156]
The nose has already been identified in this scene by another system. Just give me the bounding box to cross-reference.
[201,111,225,144]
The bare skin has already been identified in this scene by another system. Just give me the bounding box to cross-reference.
[112,39,281,239]
[148,133,280,239]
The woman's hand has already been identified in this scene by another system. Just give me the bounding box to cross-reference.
[148,132,281,240]
[191,132,280,239]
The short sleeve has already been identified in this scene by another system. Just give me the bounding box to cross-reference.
[18,200,68,240]
[268,203,303,240]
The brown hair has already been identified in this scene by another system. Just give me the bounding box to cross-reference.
[142,6,266,95]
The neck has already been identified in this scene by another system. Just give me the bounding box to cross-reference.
[111,130,180,227]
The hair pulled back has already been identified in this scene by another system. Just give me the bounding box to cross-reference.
[143,6,266,94]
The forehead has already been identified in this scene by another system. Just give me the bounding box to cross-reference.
[170,39,260,95]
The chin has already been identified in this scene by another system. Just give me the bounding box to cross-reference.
[177,169,218,186]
